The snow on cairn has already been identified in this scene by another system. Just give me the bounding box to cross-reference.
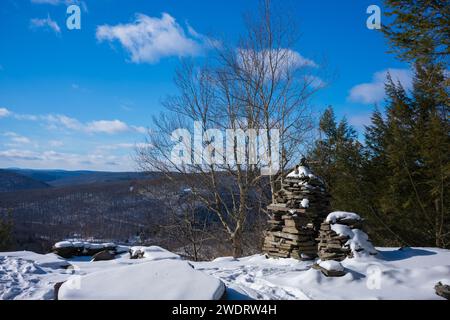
[326,211,361,224]
[301,198,309,208]
[327,211,377,256]
[286,165,315,179]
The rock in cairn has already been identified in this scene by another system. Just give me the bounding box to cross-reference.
[262,161,331,260]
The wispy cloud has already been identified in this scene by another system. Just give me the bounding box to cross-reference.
[131,126,146,134]
[30,15,61,34]
[96,13,214,64]
[0,108,11,118]
[0,149,42,161]
[30,0,88,12]
[6,110,145,135]
[237,49,319,82]
[348,68,413,104]
[0,148,132,170]
[31,0,61,4]
[3,132,31,145]
[44,114,138,134]
[98,142,152,151]
[85,120,129,134]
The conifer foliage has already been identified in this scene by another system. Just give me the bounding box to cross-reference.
[309,0,449,247]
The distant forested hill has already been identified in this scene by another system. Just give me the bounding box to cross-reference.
[0,170,51,193]
[4,169,155,187]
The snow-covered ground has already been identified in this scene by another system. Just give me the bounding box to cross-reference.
[0,246,449,300]
[194,247,450,300]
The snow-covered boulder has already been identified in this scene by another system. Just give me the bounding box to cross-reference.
[58,259,225,300]
[52,241,80,258]
[314,260,346,277]
[129,246,180,261]
[52,241,120,258]
[319,260,344,272]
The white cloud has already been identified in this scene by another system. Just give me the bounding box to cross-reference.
[238,49,318,80]
[86,120,129,134]
[31,0,61,4]
[96,13,213,64]
[45,115,130,134]
[304,75,326,89]
[98,142,151,151]
[131,126,146,134]
[3,132,31,144]
[45,114,83,131]
[284,50,317,68]
[0,149,41,161]
[11,111,144,135]
[5,109,147,143]
[30,15,61,34]
[31,0,88,11]
[348,68,413,104]
[46,115,146,134]
[0,108,11,118]
[13,113,39,121]
[0,148,133,171]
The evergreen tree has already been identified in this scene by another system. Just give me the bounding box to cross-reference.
[362,67,449,247]
[382,75,422,245]
[309,107,365,213]
[381,0,450,247]
[383,0,449,64]
[361,109,394,244]
[410,63,450,247]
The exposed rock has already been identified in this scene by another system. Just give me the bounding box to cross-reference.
[91,250,115,262]
[435,282,450,300]
[312,263,346,277]
[52,246,80,259]
[52,241,118,258]
[53,282,64,300]
[129,248,145,259]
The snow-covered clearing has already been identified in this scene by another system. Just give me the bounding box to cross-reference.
[0,246,449,300]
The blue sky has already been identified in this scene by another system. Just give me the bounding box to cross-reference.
[0,0,412,171]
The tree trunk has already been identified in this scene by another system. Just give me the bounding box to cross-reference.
[231,232,243,258]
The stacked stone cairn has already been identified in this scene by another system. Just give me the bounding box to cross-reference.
[316,220,359,261]
[262,161,331,260]
[314,212,377,276]
[316,212,372,261]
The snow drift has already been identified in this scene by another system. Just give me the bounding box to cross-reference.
[58,259,225,300]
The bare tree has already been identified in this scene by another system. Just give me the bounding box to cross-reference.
[139,178,216,261]
[137,0,323,257]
